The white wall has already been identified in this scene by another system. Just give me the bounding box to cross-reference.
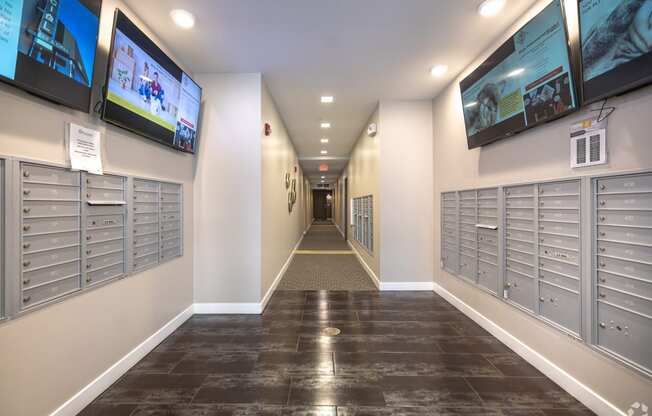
[345,108,381,277]
[261,81,307,298]
[0,1,194,415]
[379,100,434,284]
[193,73,262,304]
[343,101,435,286]
[432,0,652,412]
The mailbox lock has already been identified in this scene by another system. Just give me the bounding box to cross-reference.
[23,279,30,285]
[23,296,31,303]
[599,322,606,329]
[505,283,512,288]
[600,216,606,222]
[616,325,622,331]
[600,278,607,283]
[23,170,30,178]
[599,200,606,206]
[23,190,31,196]
[23,225,31,231]
[23,261,30,267]
[23,208,31,214]
[86,236,92,241]
[23,243,31,249]
[599,293,606,298]
[86,179,91,184]
[599,262,606,268]
[599,232,606,237]
[600,184,606,191]
[86,250,92,255]
[86,278,92,283]
[87,264,92,269]
[599,247,606,252]
[539,297,545,302]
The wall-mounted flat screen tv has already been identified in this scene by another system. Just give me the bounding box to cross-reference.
[0,0,102,112]
[102,10,201,154]
[579,0,652,104]
[460,0,578,149]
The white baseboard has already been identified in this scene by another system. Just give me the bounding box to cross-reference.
[259,231,306,312]
[193,302,262,314]
[195,230,307,316]
[433,283,624,416]
[380,281,434,291]
[348,241,380,289]
[50,305,194,416]
[334,223,345,238]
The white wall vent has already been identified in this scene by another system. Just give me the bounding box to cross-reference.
[571,129,606,168]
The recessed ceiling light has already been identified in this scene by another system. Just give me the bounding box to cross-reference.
[430,65,448,77]
[320,138,329,143]
[321,150,328,155]
[321,176,325,179]
[170,9,195,29]
[321,122,331,129]
[321,96,334,103]
[478,0,506,17]
[507,68,525,77]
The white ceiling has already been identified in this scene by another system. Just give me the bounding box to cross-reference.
[124,0,537,183]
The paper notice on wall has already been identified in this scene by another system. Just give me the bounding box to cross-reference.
[68,123,103,175]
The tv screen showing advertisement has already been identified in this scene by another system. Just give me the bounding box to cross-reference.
[102,10,201,153]
[0,0,102,111]
[579,0,652,104]
[460,0,578,149]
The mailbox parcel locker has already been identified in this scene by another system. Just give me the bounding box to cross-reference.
[441,188,499,294]
[159,182,183,262]
[83,173,127,287]
[594,172,652,374]
[20,163,82,310]
[133,179,160,271]
[441,192,458,274]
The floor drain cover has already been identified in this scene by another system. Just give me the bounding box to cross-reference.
[321,327,341,336]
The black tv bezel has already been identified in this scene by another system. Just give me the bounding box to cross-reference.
[101,9,201,154]
[460,0,580,150]
[0,0,103,113]
[577,0,652,105]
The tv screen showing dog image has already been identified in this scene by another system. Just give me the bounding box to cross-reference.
[460,0,578,149]
[102,10,202,153]
[580,0,652,103]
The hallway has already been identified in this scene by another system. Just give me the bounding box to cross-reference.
[80,290,592,415]
[277,222,377,291]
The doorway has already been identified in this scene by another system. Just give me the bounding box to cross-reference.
[313,189,332,221]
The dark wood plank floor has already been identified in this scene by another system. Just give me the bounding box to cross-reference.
[79,291,595,415]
